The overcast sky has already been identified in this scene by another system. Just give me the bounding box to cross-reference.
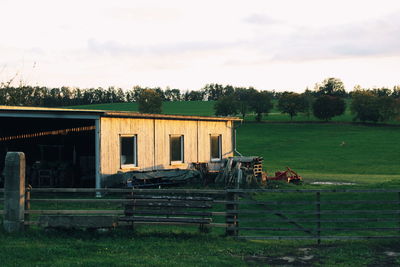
[1,0,400,92]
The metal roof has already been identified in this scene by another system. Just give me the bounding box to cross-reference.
[0,105,242,122]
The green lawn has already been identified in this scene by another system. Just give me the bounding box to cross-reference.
[67,101,400,184]
[1,228,399,266]
[69,101,216,117]
[1,101,399,266]
[237,122,400,184]
[67,99,399,124]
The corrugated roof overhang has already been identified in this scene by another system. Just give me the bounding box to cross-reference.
[102,111,241,122]
[0,106,242,122]
[0,106,103,119]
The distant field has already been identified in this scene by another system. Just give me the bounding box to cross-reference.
[237,122,400,184]
[68,101,216,116]
[69,99,399,123]
[67,101,400,185]
[2,101,400,266]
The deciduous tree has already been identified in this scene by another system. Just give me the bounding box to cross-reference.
[234,87,256,119]
[316,77,346,97]
[249,91,273,122]
[138,89,163,114]
[351,90,399,122]
[214,95,238,116]
[313,95,345,121]
[278,92,308,120]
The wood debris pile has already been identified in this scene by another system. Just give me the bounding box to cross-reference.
[215,156,265,188]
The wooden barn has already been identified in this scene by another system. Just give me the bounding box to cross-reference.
[0,106,241,189]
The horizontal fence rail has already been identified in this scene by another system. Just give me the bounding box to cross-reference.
[14,188,229,230]
[227,189,400,193]
[225,189,400,242]
[28,188,227,194]
[2,187,400,242]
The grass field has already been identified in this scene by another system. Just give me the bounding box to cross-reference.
[69,100,400,185]
[70,101,216,117]
[1,228,400,266]
[237,122,400,184]
[1,101,399,266]
[2,187,400,266]
[69,99,399,124]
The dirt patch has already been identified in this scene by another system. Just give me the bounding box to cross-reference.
[245,255,313,266]
[244,247,319,266]
[244,243,400,266]
[384,251,400,257]
[368,251,400,266]
[310,181,356,185]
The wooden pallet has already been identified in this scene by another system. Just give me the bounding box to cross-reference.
[253,164,263,176]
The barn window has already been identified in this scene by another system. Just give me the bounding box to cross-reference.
[170,135,184,164]
[120,135,137,168]
[210,135,222,161]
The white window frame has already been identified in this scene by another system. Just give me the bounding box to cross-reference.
[170,135,184,165]
[210,134,222,161]
[120,134,138,169]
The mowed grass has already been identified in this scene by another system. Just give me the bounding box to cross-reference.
[1,101,398,266]
[1,228,400,266]
[237,122,400,184]
[69,101,400,184]
[69,101,216,116]
[69,99,399,124]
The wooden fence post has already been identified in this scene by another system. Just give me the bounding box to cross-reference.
[24,185,31,229]
[398,192,400,234]
[226,191,239,237]
[123,190,135,230]
[3,152,25,232]
[316,191,321,244]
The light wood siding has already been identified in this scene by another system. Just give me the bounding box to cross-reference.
[100,117,234,178]
[154,120,198,169]
[198,120,233,162]
[100,117,154,177]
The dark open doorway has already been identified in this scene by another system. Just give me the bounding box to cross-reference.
[0,117,95,188]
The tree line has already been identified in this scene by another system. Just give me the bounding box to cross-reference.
[0,83,273,107]
[213,78,400,123]
[0,78,399,123]
[0,85,176,107]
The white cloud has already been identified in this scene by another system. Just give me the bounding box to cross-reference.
[244,14,281,25]
[86,38,243,57]
[1,0,400,91]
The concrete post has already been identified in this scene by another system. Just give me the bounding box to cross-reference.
[3,152,25,232]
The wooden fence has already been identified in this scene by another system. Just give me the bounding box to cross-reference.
[21,188,229,231]
[226,189,400,242]
[2,152,400,242]
[2,187,400,242]
[1,152,400,240]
